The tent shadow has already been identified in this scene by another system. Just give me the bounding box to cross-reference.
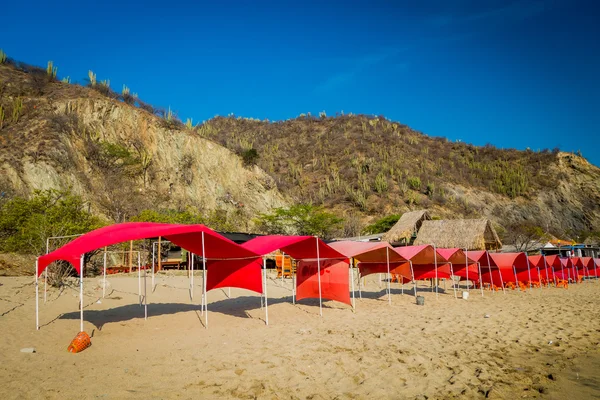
[60,302,202,330]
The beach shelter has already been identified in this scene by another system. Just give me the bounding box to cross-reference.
[390,245,449,298]
[592,259,600,277]
[487,252,531,289]
[242,235,349,318]
[467,250,507,294]
[527,255,553,287]
[328,241,407,306]
[36,222,261,331]
[436,248,479,290]
[556,258,575,282]
[543,255,565,285]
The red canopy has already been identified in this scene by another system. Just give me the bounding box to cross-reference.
[436,248,479,281]
[242,235,346,260]
[392,245,449,280]
[38,222,259,276]
[486,252,530,284]
[328,241,407,277]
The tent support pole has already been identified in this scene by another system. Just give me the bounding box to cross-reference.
[263,257,268,325]
[526,257,532,290]
[292,265,296,305]
[409,261,417,299]
[386,247,391,304]
[44,239,49,303]
[465,248,469,292]
[281,251,285,285]
[487,252,504,294]
[401,274,404,295]
[144,256,147,320]
[449,262,457,299]
[552,266,557,287]
[537,267,542,291]
[190,252,194,301]
[487,263,494,293]
[152,242,155,291]
[103,248,107,298]
[350,258,355,312]
[35,259,39,330]
[316,237,322,317]
[80,257,84,332]
[513,266,519,291]
[478,262,484,297]
[358,263,362,299]
[202,232,207,328]
[434,245,438,299]
[543,256,550,287]
[138,252,142,305]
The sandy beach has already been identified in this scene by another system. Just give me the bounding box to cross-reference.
[1,272,599,399]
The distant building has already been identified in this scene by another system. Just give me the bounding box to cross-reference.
[414,218,502,251]
[382,210,431,246]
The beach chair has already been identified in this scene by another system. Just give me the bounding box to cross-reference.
[505,282,517,290]
[556,279,568,289]
[275,253,294,278]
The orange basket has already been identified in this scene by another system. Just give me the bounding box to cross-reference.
[67,331,91,353]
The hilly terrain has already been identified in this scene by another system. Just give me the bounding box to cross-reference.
[1,56,599,248]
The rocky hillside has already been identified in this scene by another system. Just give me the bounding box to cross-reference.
[1,59,599,241]
[0,62,286,229]
[195,116,600,239]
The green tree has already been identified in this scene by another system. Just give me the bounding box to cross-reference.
[130,209,204,224]
[362,214,401,235]
[254,204,343,239]
[0,189,105,255]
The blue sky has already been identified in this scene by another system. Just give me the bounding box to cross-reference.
[1,0,599,165]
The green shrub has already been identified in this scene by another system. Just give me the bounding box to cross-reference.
[407,176,421,191]
[362,214,401,234]
[241,148,259,166]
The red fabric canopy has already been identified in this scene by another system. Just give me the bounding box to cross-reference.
[37,222,259,276]
[328,241,407,278]
[296,259,351,305]
[391,245,448,281]
[242,235,346,260]
[206,258,263,294]
[436,248,479,281]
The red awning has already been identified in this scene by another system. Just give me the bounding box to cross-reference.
[488,252,529,270]
[242,235,346,260]
[329,241,407,278]
[38,222,259,276]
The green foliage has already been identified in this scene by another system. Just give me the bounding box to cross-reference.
[407,176,421,191]
[12,97,23,123]
[254,204,343,239]
[491,162,527,198]
[46,61,57,79]
[362,214,401,235]
[0,190,105,254]
[0,105,4,129]
[425,182,435,198]
[241,148,259,166]
[61,76,71,84]
[185,118,193,129]
[0,49,6,64]
[374,172,388,193]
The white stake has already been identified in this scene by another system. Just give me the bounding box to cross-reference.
[350,258,355,311]
[386,247,391,304]
[35,259,39,330]
[537,267,543,290]
[263,257,269,325]
[44,238,49,303]
[202,232,207,328]
[434,245,438,298]
[543,256,550,287]
[152,242,155,290]
[449,262,457,299]
[316,237,322,317]
[103,249,107,298]
[190,252,194,301]
[526,257,532,289]
[513,266,519,290]
[144,258,147,320]
[477,262,484,297]
[138,252,142,305]
[409,261,417,299]
[80,257,84,332]
[465,248,469,292]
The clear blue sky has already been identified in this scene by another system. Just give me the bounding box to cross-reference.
[2,0,599,165]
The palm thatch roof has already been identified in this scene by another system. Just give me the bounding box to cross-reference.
[414,219,502,250]
[382,210,431,244]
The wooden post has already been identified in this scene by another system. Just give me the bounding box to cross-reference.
[129,240,133,273]
[158,237,162,272]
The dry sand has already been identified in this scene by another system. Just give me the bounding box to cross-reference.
[1,271,599,399]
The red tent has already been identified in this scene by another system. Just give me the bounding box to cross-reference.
[557,257,574,281]
[35,222,262,331]
[487,252,530,286]
[392,245,448,280]
[242,235,350,314]
[593,259,600,277]
[436,248,478,282]
[527,255,554,285]
[328,241,408,305]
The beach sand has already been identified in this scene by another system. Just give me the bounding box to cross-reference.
[0,272,598,399]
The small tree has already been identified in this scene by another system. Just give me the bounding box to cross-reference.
[254,204,343,239]
[362,214,401,235]
[505,222,550,252]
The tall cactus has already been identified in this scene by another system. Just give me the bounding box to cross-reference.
[47,61,58,79]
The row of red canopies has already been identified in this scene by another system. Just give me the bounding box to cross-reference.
[35,222,599,330]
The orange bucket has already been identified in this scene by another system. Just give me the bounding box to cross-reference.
[67,331,91,353]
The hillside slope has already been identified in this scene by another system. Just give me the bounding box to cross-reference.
[0,63,286,229]
[196,115,600,238]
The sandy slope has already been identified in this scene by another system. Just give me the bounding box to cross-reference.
[0,272,598,399]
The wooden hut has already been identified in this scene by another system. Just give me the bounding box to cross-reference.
[414,218,502,251]
[382,210,431,246]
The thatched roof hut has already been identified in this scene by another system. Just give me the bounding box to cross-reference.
[414,219,502,250]
[382,210,431,245]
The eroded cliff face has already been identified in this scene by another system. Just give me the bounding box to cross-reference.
[0,65,287,226]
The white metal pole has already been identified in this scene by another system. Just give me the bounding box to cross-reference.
[449,262,457,299]
[552,266,557,287]
[401,274,404,295]
[190,253,194,301]
[350,258,355,311]
[409,261,417,299]
[465,248,469,292]
[35,259,39,330]
[561,263,565,284]
[292,263,296,305]
[487,262,494,293]
[537,267,542,290]
[357,260,362,299]
[379,273,382,289]
[281,252,285,285]
[513,266,519,290]
[144,258,147,320]
[103,249,107,298]
[80,257,84,332]
[263,257,269,325]
[138,252,142,305]
[44,238,49,303]
[202,232,207,328]
[477,262,483,296]
[386,247,391,304]
[543,256,550,287]
[434,246,438,298]
[152,242,155,291]
[316,237,322,317]
[526,257,532,289]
